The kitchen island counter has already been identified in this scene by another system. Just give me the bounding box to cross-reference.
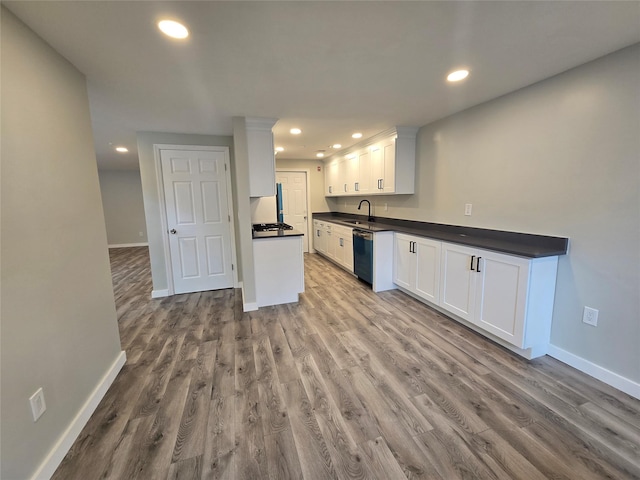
[253,231,304,308]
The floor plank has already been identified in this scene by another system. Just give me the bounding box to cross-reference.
[51,247,640,480]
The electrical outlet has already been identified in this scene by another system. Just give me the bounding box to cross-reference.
[29,387,46,422]
[138,231,144,237]
[465,203,472,216]
[583,306,598,326]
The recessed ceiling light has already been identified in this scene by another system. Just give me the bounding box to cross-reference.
[290,128,302,135]
[115,146,128,153]
[275,146,284,152]
[447,69,469,82]
[346,154,356,159]
[316,152,325,158]
[352,133,363,139]
[332,144,342,149]
[158,20,189,39]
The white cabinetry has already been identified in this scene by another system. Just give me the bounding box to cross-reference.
[254,236,304,307]
[324,126,418,197]
[440,242,558,353]
[394,233,441,304]
[393,234,559,357]
[330,224,354,272]
[325,159,339,196]
[246,117,278,197]
[313,220,354,273]
[313,220,328,254]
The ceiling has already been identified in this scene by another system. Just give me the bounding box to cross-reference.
[5,1,639,171]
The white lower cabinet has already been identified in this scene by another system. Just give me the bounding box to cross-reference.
[315,220,353,273]
[439,243,477,322]
[313,220,327,254]
[331,225,354,272]
[394,233,441,304]
[396,234,559,357]
[441,244,531,345]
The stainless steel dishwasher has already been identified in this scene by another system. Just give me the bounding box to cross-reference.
[353,229,373,285]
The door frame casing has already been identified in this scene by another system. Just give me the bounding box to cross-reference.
[154,144,239,296]
[276,168,312,253]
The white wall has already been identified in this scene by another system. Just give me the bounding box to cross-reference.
[330,44,640,384]
[1,8,124,479]
[98,169,148,246]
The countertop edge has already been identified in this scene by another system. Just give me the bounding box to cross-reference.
[312,213,568,259]
[252,229,304,239]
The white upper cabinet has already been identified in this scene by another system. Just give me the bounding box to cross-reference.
[246,117,278,197]
[324,126,418,197]
[325,158,339,196]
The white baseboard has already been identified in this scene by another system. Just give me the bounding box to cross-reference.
[31,351,127,480]
[241,285,258,311]
[548,344,640,400]
[151,289,169,298]
[108,242,149,249]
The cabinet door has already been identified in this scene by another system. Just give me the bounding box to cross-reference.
[345,154,359,194]
[414,237,441,304]
[370,143,384,193]
[313,221,325,254]
[326,227,337,260]
[342,230,354,272]
[474,251,529,347]
[381,138,396,193]
[440,243,476,322]
[393,233,415,290]
[356,150,371,195]
[325,159,339,196]
[248,128,276,197]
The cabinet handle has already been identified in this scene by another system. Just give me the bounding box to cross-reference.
[316,230,320,237]
[340,238,344,247]
[476,257,482,273]
[379,179,384,190]
[355,182,359,191]
[408,241,412,253]
[378,179,382,189]
[329,186,332,194]
[470,255,476,271]
[344,183,347,192]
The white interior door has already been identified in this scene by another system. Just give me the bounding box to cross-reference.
[161,149,234,294]
[277,171,309,252]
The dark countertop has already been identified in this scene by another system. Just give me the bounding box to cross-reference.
[252,228,305,239]
[313,212,568,258]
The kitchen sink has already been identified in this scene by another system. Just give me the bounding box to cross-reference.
[344,220,363,225]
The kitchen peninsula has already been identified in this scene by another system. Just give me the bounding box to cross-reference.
[252,223,304,308]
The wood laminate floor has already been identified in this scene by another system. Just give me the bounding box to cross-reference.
[53,247,640,479]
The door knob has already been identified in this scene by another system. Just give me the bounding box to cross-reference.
[170,229,177,234]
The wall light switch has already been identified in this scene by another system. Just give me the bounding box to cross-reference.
[465,204,472,216]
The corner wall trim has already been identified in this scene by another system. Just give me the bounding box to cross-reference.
[243,302,259,312]
[108,242,149,249]
[151,289,169,298]
[548,344,639,400]
[30,351,127,480]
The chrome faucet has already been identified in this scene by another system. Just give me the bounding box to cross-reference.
[358,199,374,222]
